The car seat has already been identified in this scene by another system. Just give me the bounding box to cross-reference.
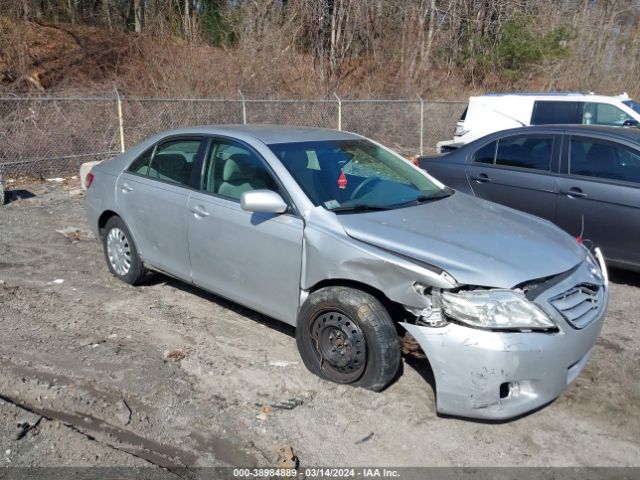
[150,153,189,184]
[523,138,551,170]
[218,153,270,198]
[586,143,620,179]
[281,149,319,201]
[497,143,523,167]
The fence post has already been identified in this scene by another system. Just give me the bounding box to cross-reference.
[418,96,425,156]
[238,90,247,124]
[114,86,125,153]
[333,92,342,130]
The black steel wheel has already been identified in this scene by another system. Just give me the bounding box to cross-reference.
[310,310,367,383]
[296,286,400,391]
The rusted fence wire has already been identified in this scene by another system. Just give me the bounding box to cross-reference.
[0,92,466,178]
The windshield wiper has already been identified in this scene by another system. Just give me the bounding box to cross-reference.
[389,189,454,208]
[330,203,392,213]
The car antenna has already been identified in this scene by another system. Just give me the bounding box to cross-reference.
[491,109,526,127]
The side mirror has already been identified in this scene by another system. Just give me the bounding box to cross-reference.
[240,190,288,214]
[623,119,640,127]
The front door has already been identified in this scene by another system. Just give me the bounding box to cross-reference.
[187,138,304,324]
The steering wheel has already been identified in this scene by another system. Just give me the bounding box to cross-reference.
[350,177,381,200]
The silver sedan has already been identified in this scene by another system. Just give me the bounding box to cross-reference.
[84,125,608,420]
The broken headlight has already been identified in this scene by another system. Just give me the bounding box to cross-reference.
[440,289,555,331]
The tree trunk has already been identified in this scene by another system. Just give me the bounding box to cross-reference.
[424,0,436,67]
[134,0,142,32]
[183,0,191,39]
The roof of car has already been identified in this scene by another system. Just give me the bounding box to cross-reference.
[472,93,633,104]
[159,124,362,144]
[484,91,594,97]
[482,124,640,142]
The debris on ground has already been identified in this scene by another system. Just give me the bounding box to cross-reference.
[16,412,43,440]
[269,360,299,367]
[270,398,303,411]
[255,398,303,414]
[115,399,132,426]
[68,189,83,197]
[47,279,65,285]
[276,446,299,469]
[256,405,272,421]
[355,432,374,444]
[46,178,64,183]
[57,226,82,242]
[164,347,191,362]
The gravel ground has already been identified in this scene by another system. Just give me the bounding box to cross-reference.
[0,180,639,469]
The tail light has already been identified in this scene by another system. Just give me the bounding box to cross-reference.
[85,172,94,189]
[412,156,420,166]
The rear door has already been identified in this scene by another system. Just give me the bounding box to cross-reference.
[556,134,640,267]
[116,136,204,280]
[464,133,560,221]
[187,137,304,324]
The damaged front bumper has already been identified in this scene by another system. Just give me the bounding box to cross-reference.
[402,256,608,420]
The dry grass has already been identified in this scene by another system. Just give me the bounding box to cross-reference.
[1,7,639,101]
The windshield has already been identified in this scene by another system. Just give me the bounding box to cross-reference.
[623,100,640,114]
[268,139,446,212]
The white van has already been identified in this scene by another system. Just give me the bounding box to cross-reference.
[440,92,640,150]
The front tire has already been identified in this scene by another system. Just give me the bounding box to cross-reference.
[296,286,400,391]
[102,216,146,285]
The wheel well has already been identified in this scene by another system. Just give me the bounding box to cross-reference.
[97,210,119,238]
[308,279,409,325]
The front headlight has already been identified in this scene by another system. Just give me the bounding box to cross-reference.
[440,289,555,331]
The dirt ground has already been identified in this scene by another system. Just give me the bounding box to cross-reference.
[0,180,639,471]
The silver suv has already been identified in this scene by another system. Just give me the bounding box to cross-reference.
[84,125,608,420]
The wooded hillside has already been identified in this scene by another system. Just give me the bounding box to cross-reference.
[2,0,639,98]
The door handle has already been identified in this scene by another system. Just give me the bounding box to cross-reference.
[190,205,210,218]
[561,187,587,199]
[121,182,134,193]
[471,173,491,183]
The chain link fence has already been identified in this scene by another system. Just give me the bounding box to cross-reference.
[0,93,466,178]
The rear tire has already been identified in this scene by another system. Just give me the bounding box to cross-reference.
[296,286,400,391]
[102,216,146,285]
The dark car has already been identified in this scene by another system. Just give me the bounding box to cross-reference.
[418,125,640,271]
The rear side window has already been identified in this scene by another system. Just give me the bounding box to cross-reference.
[128,147,154,175]
[531,101,583,125]
[127,138,201,186]
[495,135,553,171]
[570,137,640,184]
[148,139,201,186]
[473,141,497,164]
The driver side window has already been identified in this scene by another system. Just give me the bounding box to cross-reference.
[202,140,279,201]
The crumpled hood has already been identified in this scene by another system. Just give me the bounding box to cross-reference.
[337,193,585,288]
